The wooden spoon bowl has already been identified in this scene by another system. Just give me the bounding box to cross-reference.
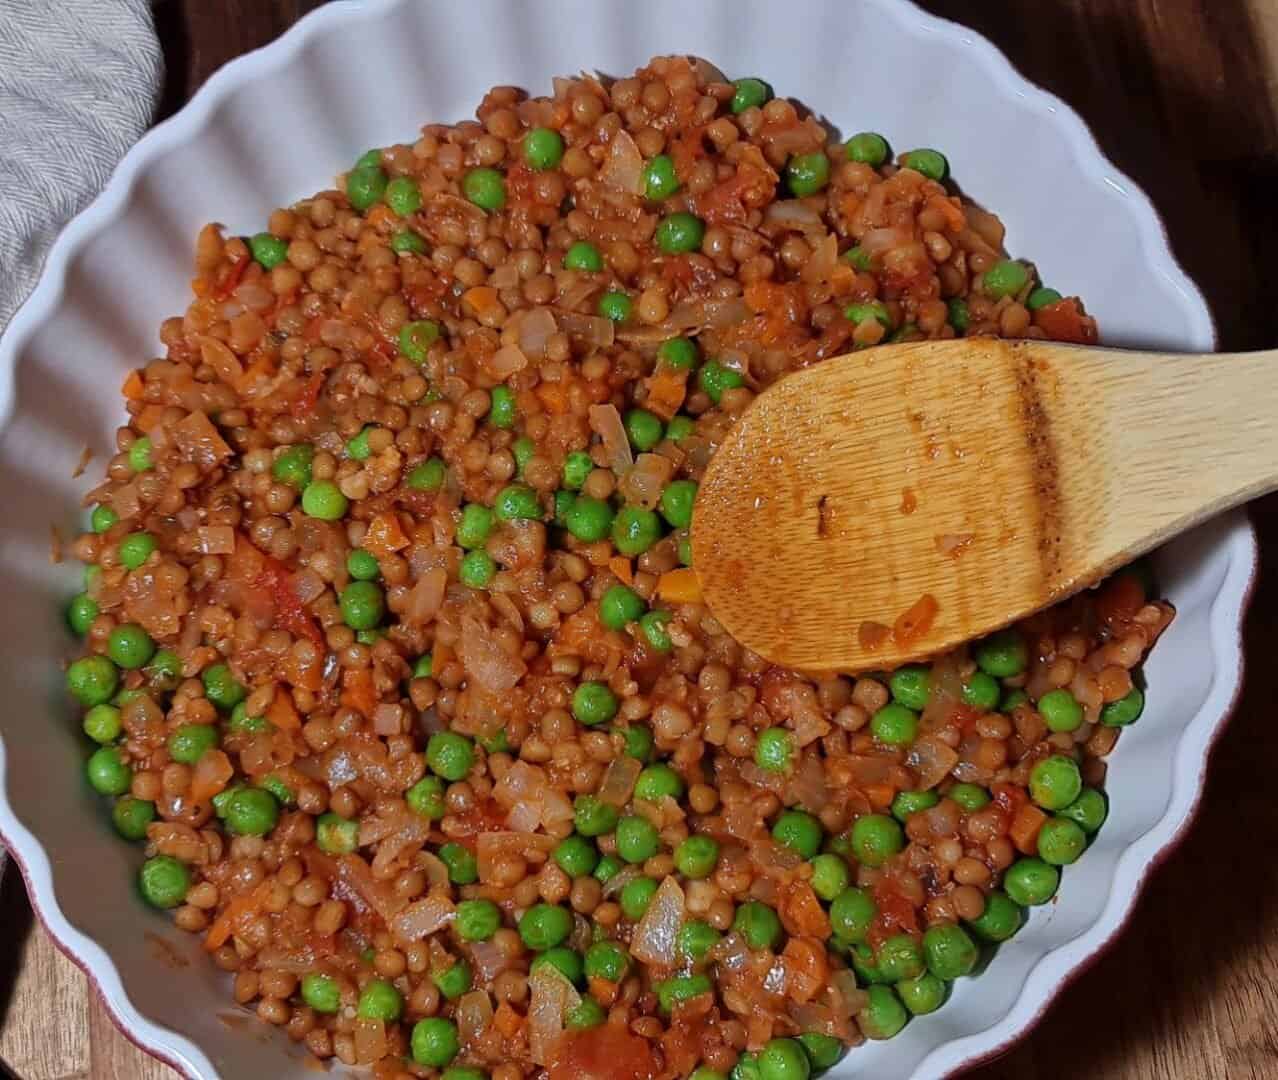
[692,337,1272,672]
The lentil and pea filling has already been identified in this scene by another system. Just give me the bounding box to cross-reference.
[65,56,1169,1080]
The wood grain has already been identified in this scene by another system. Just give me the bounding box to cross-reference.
[4,1,1278,1077]
[695,339,1278,671]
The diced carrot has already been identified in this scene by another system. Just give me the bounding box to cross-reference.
[462,286,500,316]
[779,882,831,938]
[536,381,569,415]
[493,1000,523,1039]
[864,782,896,810]
[134,404,166,433]
[189,749,234,804]
[362,512,410,559]
[266,687,301,731]
[780,936,829,1003]
[204,880,273,951]
[656,568,702,605]
[839,192,863,221]
[365,204,396,230]
[1010,803,1048,854]
[1033,298,1099,345]
[640,367,687,420]
[121,370,145,401]
[926,193,967,233]
[608,556,633,586]
[340,668,378,719]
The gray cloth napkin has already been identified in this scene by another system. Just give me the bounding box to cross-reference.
[0,1,163,873]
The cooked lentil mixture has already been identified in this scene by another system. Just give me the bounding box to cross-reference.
[64,55,1169,1080]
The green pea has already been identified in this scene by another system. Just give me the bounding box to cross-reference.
[357,979,403,1022]
[574,794,619,837]
[565,996,606,1030]
[111,796,156,842]
[655,212,705,254]
[962,671,1001,711]
[639,610,673,652]
[455,898,501,941]
[316,812,359,854]
[859,985,908,1040]
[975,628,1028,677]
[845,300,891,328]
[902,148,948,181]
[338,580,383,631]
[600,584,645,631]
[877,933,926,982]
[67,655,119,707]
[1059,787,1108,834]
[730,77,771,114]
[561,451,593,491]
[622,724,654,762]
[301,973,341,1014]
[846,131,890,167]
[659,480,697,530]
[91,504,118,533]
[611,506,662,556]
[564,495,614,542]
[224,787,279,837]
[553,490,576,528]
[346,165,387,211]
[966,890,1022,943]
[697,360,745,404]
[842,245,873,271]
[390,229,428,254]
[796,1033,842,1073]
[772,809,823,859]
[786,153,831,197]
[411,655,434,681]
[897,972,946,1016]
[127,435,153,472]
[301,481,348,521]
[138,855,190,909]
[923,923,978,980]
[167,723,219,765]
[691,1069,729,1080]
[83,703,122,745]
[66,592,99,637]
[462,167,506,211]
[1027,286,1063,311]
[436,841,477,885]
[272,444,314,489]
[1029,755,1082,811]
[625,408,664,451]
[758,1038,810,1080]
[598,290,633,323]
[1100,687,1144,727]
[658,336,698,370]
[983,259,1030,300]
[524,127,565,170]
[676,920,721,962]
[854,813,905,867]
[248,231,288,270]
[442,1070,489,1080]
[888,665,930,710]
[1037,816,1087,866]
[584,939,630,982]
[454,504,494,550]
[107,624,155,671]
[144,649,182,690]
[554,834,599,877]
[384,175,422,217]
[754,727,794,773]
[459,549,495,588]
[488,385,516,429]
[807,853,851,901]
[871,702,918,747]
[408,1016,459,1067]
[399,319,441,363]
[1004,856,1060,906]
[829,886,877,944]
[258,774,294,807]
[677,535,693,566]
[634,763,683,802]
[508,437,535,477]
[732,1052,762,1080]
[426,731,474,781]
[228,701,268,734]
[655,973,713,1014]
[948,783,990,812]
[489,485,541,525]
[431,958,472,1000]
[643,154,680,201]
[345,425,374,462]
[732,901,782,951]
[620,876,658,920]
[571,681,618,727]
[345,549,379,582]
[1038,688,1084,732]
[118,532,157,570]
[947,297,970,333]
[563,241,603,272]
[614,814,659,863]
[86,746,132,796]
[891,789,939,822]
[478,728,509,753]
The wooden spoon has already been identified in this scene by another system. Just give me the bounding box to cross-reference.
[692,336,1269,673]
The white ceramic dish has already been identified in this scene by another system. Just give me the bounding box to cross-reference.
[0,1,1256,1077]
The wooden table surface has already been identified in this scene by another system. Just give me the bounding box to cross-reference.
[4,1,1278,1077]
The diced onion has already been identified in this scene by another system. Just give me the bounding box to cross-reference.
[589,404,633,473]
[457,989,494,1043]
[597,755,642,807]
[631,876,685,966]
[528,966,580,1065]
[390,892,456,942]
